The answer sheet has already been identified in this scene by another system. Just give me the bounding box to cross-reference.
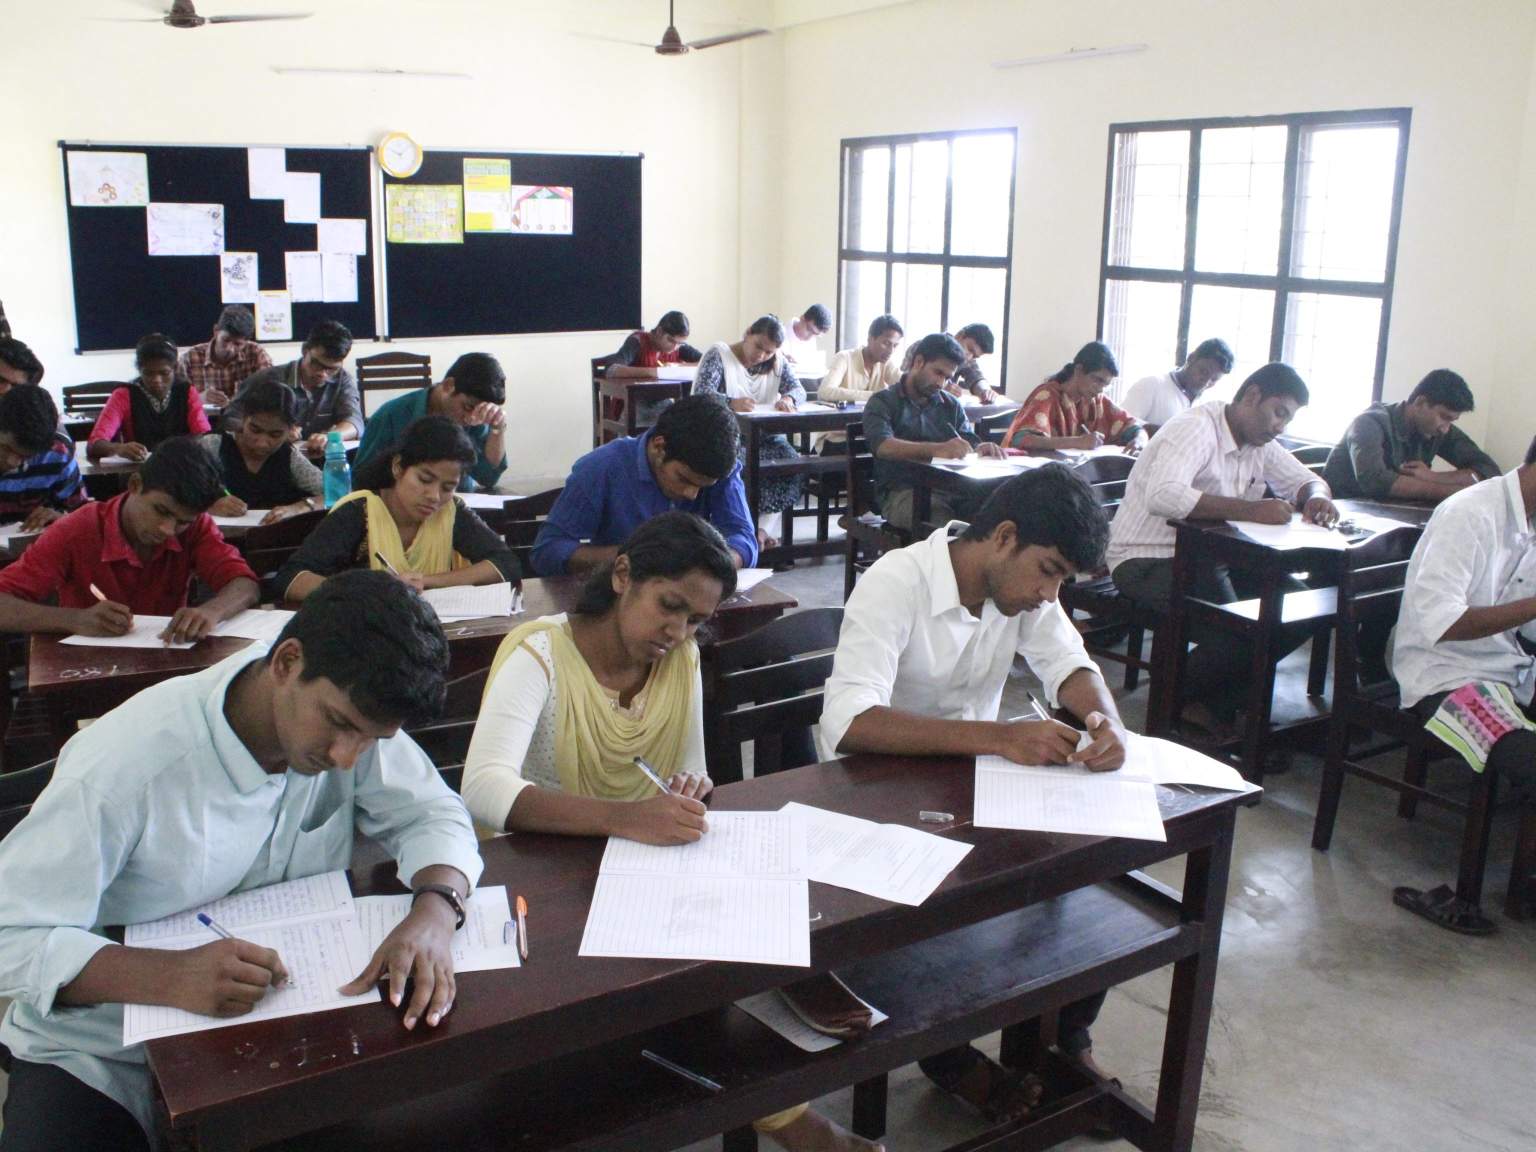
[579,873,811,966]
[599,810,808,879]
[420,582,514,621]
[60,617,194,650]
[355,885,521,974]
[212,509,273,529]
[973,756,1167,841]
[456,491,511,509]
[780,802,971,906]
[213,609,296,646]
[125,871,355,945]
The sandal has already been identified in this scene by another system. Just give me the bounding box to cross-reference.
[924,1045,1042,1124]
[1392,884,1496,936]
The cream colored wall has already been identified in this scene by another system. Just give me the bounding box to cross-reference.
[3,0,766,483]
[756,0,1536,462]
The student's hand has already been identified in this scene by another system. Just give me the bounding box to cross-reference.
[165,938,290,1017]
[469,402,506,432]
[996,718,1082,766]
[617,792,710,845]
[1398,460,1433,477]
[1068,712,1127,772]
[941,379,965,397]
[979,387,998,403]
[261,501,310,525]
[774,396,796,412]
[729,397,756,414]
[1126,432,1149,455]
[1303,495,1340,527]
[209,494,248,518]
[933,437,972,460]
[203,387,230,407]
[340,897,457,1030]
[1249,499,1294,525]
[75,600,133,637]
[667,772,714,801]
[975,441,1007,459]
[119,442,150,462]
[19,506,63,532]
[162,606,219,644]
[1071,432,1105,450]
[393,570,428,593]
[305,432,329,455]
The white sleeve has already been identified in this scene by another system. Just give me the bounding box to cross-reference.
[1262,440,1328,503]
[817,558,917,758]
[462,640,554,831]
[1140,420,1211,521]
[1121,376,1157,422]
[1403,519,1487,649]
[1018,601,1099,707]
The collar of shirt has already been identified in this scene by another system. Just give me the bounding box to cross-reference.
[917,521,1002,624]
[1500,468,1534,544]
[201,652,280,794]
[99,491,183,567]
[631,428,664,494]
[1212,402,1250,460]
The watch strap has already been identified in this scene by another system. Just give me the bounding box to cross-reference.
[411,883,466,931]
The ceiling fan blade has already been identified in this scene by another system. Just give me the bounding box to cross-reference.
[569,32,660,48]
[87,16,167,21]
[204,13,315,23]
[687,28,770,50]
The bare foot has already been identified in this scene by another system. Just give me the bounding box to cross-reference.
[757,528,781,550]
[765,1108,884,1152]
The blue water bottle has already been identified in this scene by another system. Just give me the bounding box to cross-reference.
[322,431,351,507]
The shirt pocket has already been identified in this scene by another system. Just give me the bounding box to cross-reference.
[285,800,353,879]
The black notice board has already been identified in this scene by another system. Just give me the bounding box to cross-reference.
[382,151,641,339]
[61,143,377,353]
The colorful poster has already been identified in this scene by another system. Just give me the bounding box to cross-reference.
[385,184,463,244]
[146,203,225,256]
[220,252,258,304]
[67,151,150,207]
[463,158,513,233]
[509,185,574,235]
[256,290,292,342]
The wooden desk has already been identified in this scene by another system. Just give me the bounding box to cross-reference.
[147,754,1257,1152]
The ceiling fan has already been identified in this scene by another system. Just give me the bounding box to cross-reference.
[583,0,770,56]
[111,1,314,28]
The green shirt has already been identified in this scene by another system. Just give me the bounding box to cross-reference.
[352,387,506,492]
[1322,401,1498,499]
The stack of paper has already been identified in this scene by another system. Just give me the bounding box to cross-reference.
[733,568,775,593]
[420,582,517,621]
[781,802,972,906]
[735,985,888,1052]
[579,810,812,966]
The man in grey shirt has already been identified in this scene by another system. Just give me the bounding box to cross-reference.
[223,319,364,453]
[1322,369,1498,503]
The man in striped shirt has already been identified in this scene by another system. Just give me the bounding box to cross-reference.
[0,384,86,532]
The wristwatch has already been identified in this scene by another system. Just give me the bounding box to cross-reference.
[411,883,466,931]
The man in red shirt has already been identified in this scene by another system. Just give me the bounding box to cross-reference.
[0,437,259,644]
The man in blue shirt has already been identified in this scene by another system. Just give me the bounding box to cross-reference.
[0,571,482,1151]
[0,384,87,532]
[353,352,508,493]
[531,393,757,575]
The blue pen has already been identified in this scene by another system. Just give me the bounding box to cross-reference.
[198,912,295,987]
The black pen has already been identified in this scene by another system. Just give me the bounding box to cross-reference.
[642,1048,722,1092]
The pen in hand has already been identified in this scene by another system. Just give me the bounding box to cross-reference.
[198,912,295,987]
[632,756,673,796]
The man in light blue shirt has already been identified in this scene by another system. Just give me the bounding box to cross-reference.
[0,571,482,1151]
[531,393,757,575]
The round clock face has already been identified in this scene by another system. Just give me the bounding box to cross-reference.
[379,133,422,178]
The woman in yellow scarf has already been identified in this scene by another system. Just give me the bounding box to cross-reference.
[462,512,881,1152]
[276,415,518,602]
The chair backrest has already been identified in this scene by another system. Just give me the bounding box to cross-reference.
[597,379,685,441]
[591,354,620,379]
[702,607,845,783]
[973,411,1014,445]
[62,381,124,415]
[406,666,491,793]
[0,758,56,841]
[842,422,878,520]
[1333,524,1423,692]
[503,487,562,572]
[236,508,327,581]
[355,352,432,417]
[1289,443,1332,467]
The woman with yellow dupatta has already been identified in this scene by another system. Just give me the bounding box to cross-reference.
[275,415,518,602]
[462,513,882,1152]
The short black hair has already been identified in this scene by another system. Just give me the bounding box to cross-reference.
[0,383,60,456]
[803,304,832,331]
[0,337,45,385]
[656,310,691,338]
[274,569,449,726]
[574,511,738,617]
[134,332,178,369]
[1189,337,1234,372]
[445,352,506,404]
[215,305,257,341]
[909,332,966,369]
[1409,369,1475,414]
[652,393,740,480]
[956,323,995,356]
[960,464,1109,573]
[747,315,786,344]
[868,314,904,341]
[352,415,476,492]
[137,435,226,511]
[238,377,300,424]
[303,320,353,361]
[1233,362,1309,408]
[1051,340,1118,385]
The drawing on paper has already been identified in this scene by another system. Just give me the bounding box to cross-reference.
[67,151,150,208]
[385,184,464,244]
[147,203,225,256]
[509,185,574,235]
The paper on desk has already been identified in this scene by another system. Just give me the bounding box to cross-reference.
[1117,733,1255,792]
[735,986,888,1052]
[355,885,520,973]
[654,364,698,382]
[1228,517,1351,550]
[931,454,1050,472]
[212,509,272,529]
[733,568,775,592]
[600,810,808,879]
[123,917,379,1043]
[973,756,1166,841]
[780,802,971,906]
[60,617,194,650]
[213,608,295,646]
[420,582,514,621]
[0,524,38,553]
[578,873,810,966]
[125,871,355,945]
[457,491,510,510]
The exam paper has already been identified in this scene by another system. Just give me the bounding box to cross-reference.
[780,802,972,906]
[212,509,272,529]
[420,582,514,621]
[1117,733,1255,792]
[578,873,811,966]
[600,810,808,879]
[735,985,888,1052]
[457,491,510,509]
[125,871,355,945]
[355,885,521,974]
[733,568,774,592]
[213,608,295,646]
[973,757,1167,841]
[1228,517,1352,550]
[60,617,194,650]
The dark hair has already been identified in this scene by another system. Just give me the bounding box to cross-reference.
[868,314,904,341]
[747,315,786,345]
[134,332,178,369]
[215,305,257,341]
[656,310,691,338]
[445,352,506,405]
[909,332,966,369]
[1409,369,1474,414]
[1189,337,1234,373]
[274,569,449,726]
[352,415,476,492]
[238,377,300,425]
[1051,340,1118,386]
[0,383,60,456]
[573,511,738,617]
[1233,362,1309,408]
[652,393,740,480]
[0,337,45,385]
[303,320,353,361]
[803,304,832,331]
[960,465,1109,573]
[136,435,226,511]
[956,323,995,356]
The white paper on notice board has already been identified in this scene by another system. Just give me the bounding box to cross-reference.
[256,290,292,342]
[317,217,367,256]
[67,151,149,207]
[284,252,323,303]
[248,147,288,199]
[220,252,258,304]
[322,253,358,303]
[282,172,321,224]
[147,203,225,256]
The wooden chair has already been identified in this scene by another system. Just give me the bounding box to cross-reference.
[61,381,123,418]
[973,410,1015,446]
[355,351,431,419]
[701,607,844,786]
[407,666,492,795]
[1312,526,1536,923]
[839,423,909,599]
[596,379,684,443]
[503,487,563,574]
[0,758,56,841]
[591,355,619,447]
[237,508,327,584]
[1290,442,1332,477]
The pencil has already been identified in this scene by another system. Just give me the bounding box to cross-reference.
[373,551,401,576]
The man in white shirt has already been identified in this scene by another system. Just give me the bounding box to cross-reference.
[780,303,831,370]
[0,571,483,1151]
[1108,363,1337,734]
[1388,440,1536,931]
[1121,337,1234,432]
[820,465,1129,1120]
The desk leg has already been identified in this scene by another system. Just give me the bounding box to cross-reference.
[745,426,762,553]
[851,1073,889,1140]
[1240,573,1285,784]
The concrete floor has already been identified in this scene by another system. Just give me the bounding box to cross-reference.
[4,554,1534,1151]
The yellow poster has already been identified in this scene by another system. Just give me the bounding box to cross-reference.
[463,158,513,233]
[385,184,464,244]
